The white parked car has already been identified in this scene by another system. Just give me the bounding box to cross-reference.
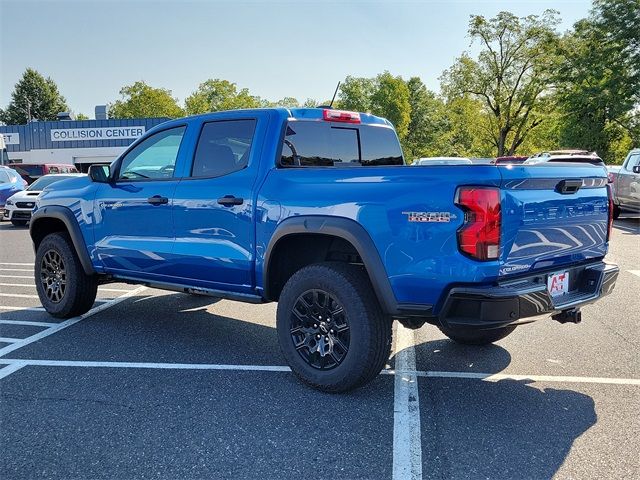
[3,174,85,226]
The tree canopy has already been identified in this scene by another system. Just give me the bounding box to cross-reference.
[0,68,69,124]
[108,81,184,119]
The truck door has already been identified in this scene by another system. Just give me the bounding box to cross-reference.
[171,115,267,294]
[93,125,187,279]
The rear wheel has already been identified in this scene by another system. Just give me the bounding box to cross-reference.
[276,262,392,392]
[35,232,98,318]
[438,324,516,345]
[11,219,28,227]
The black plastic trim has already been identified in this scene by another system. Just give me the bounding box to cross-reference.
[263,215,401,314]
[30,206,96,275]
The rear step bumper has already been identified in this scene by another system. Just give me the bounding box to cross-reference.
[439,261,619,330]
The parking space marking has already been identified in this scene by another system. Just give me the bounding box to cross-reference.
[0,283,37,288]
[0,275,33,279]
[0,293,39,299]
[0,263,33,266]
[0,306,44,312]
[0,337,21,343]
[0,361,26,380]
[629,270,640,278]
[411,370,640,386]
[0,268,32,272]
[0,359,292,372]
[0,285,147,359]
[0,320,58,327]
[392,324,423,480]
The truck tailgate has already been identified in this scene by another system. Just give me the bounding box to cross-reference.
[499,164,610,277]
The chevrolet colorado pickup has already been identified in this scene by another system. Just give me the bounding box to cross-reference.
[29,108,619,392]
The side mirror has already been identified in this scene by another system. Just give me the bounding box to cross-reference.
[89,164,111,183]
[633,165,640,174]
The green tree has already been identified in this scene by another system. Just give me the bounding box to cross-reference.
[269,97,300,108]
[74,113,89,120]
[109,81,183,119]
[370,72,411,140]
[404,77,447,160]
[338,76,376,112]
[185,79,262,114]
[338,73,411,140]
[0,68,69,124]
[555,0,640,162]
[441,10,560,156]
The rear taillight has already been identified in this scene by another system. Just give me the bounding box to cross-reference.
[607,184,613,241]
[455,186,501,261]
[322,109,361,123]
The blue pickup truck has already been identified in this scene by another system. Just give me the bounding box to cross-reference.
[29,108,619,391]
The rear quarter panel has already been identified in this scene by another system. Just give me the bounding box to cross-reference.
[257,165,503,309]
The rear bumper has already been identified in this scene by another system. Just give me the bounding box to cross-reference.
[438,261,619,330]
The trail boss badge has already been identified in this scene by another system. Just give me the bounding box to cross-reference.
[402,211,456,223]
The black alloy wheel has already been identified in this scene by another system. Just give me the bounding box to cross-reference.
[40,249,67,303]
[290,289,350,370]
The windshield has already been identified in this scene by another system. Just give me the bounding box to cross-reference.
[28,175,76,191]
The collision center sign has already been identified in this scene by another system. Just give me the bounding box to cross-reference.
[50,126,145,142]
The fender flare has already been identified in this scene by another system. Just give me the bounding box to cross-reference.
[29,206,96,275]
[263,215,400,315]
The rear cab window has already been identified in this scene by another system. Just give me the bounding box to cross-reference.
[279,121,403,167]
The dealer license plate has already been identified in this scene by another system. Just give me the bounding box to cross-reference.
[547,271,570,297]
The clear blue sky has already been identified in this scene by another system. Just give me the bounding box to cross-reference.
[1,0,593,118]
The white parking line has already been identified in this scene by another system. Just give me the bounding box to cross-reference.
[0,337,21,343]
[0,320,58,327]
[0,286,147,358]
[392,324,423,480]
[0,275,33,279]
[0,268,33,272]
[629,270,640,278]
[0,362,26,380]
[0,305,45,312]
[411,370,640,386]
[0,262,33,266]
[0,293,39,299]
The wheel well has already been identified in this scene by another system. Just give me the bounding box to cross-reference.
[265,234,363,301]
[30,217,69,250]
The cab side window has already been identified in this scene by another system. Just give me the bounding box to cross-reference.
[118,126,186,180]
[625,153,639,171]
[191,119,256,178]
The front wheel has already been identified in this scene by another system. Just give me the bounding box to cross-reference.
[276,262,392,393]
[438,324,516,345]
[35,232,98,318]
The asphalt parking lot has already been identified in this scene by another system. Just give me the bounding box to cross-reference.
[0,216,638,480]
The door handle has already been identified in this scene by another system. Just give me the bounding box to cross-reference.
[147,195,168,205]
[217,195,244,206]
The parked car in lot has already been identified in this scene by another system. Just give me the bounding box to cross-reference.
[525,151,604,166]
[0,165,26,220]
[8,163,79,184]
[608,148,640,218]
[28,107,619,392]
[3,173,85,226]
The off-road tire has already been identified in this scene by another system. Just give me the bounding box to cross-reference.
[438,324,516,345]
[35,232,98,318]
[11,220,28,227]
[276,262,392,393]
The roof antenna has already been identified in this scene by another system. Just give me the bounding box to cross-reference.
[328,81,341,108]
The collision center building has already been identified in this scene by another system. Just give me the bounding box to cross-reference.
[0,111,168,171]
